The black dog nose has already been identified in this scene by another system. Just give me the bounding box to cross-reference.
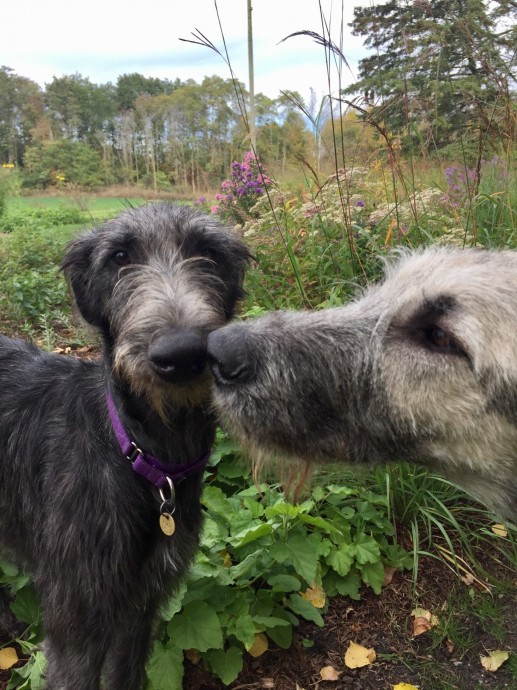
[148,329,207,383]
[207,327,254,385]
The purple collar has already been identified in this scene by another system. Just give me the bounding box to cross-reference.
[106,392,211,490]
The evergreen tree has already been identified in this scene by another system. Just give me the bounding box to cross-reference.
[345,0,516,154]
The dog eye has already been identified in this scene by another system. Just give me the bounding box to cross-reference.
[419,326,461,354]
[111,250,131,267]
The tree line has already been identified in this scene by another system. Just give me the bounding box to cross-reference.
[0,69,311,191]
[1,0,515,192]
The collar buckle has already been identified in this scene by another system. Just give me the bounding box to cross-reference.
[125,441,143,464]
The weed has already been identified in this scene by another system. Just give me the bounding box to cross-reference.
[144,435,412,686]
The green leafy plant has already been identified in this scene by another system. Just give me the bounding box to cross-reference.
[0,557,44,690]
[0,207,85,234]
[0,221,71,324]
[146,437,411,687]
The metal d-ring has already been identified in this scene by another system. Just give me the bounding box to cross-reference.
[159,476,176,515]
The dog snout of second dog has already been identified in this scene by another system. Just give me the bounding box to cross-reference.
[148,329,207,383]
[207,327,255,385]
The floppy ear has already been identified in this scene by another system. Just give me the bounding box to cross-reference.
[61,232,106,328]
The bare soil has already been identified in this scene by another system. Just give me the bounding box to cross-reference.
[183,556,517,690]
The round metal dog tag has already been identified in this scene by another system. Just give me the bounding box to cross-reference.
[159,513,176,536]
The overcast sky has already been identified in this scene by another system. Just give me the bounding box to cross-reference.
[2,1,378,104]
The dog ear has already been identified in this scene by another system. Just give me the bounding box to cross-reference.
[61,233,106,328]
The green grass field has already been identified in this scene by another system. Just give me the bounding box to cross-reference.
[6,195,150,220]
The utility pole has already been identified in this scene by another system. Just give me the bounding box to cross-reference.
[247,0,257,151]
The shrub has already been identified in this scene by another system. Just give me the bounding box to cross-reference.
[0,207,86,234]
[212,152,271,224]
[146,436,410,686]
[0,221,71,322]
[0,164,16,219]
[23,140,107,189]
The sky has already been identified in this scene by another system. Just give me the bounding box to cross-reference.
[2,1,378,104]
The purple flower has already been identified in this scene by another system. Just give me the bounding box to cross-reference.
[355,200,366,208]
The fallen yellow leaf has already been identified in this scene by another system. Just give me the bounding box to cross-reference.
[393,684,419,690]
[491,523,508,537]
[412,616,432,637]
[320,665,341,681]
[461,572,475,586]
[219,549,232,568]
[411,607,439,636]
[247,632,268,658]
[300,582,326,609]
[0,647,18,670]
[480,649,509,672]
[344,641,376,669]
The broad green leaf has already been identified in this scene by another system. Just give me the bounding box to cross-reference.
[266,618,293,649]
[200,516,227,548]
[311,486,325,502]
[167,601,222,652]
[7,652,47,690]
[298,498,315,513]
[201,485,235,520]
[253,615,292,630]
[269,540,289,566]
[335,572,361,600]
[0,559,19,578]
[287,594,324,626]
[326,485,356,496]
[205,646,243,685]
[28,652,47,690]
[360,561,385,594]
[351,534,381,564]
[298,513,341,536]
[237,484,269,497]
[160,581,188,621]
[216,459,250,479]
[327,544,354,576]
[266,574,301,592]
[270,532,320,584]
[188,558,233,585]
[230,553,261,581]
[210,436,240,463]
[267,625,292,649]
[265,503,300,519]
[230,523,272,548]
[318,538,334,558]
[243,497,265,518]
[249,590,274,618]
[146,641,184,690]
[10,585,41,625]
[231,614,256,647]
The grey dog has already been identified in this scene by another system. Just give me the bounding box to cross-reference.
[208,247,517,520]
[0,203,249,689]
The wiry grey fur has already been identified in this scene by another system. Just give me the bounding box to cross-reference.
[0,203,249,690]
[208,247,517,519]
